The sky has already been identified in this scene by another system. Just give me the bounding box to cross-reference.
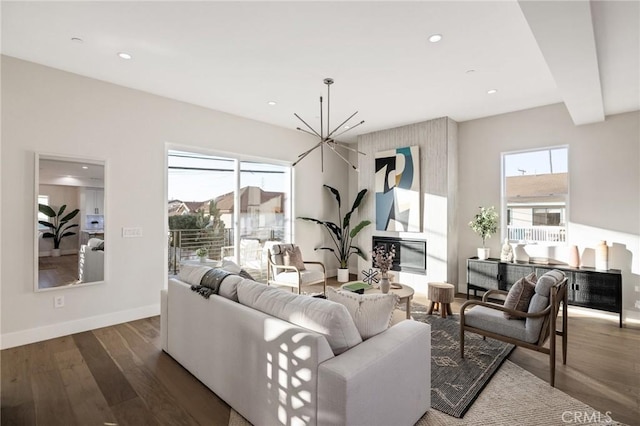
[167,151,289,201]
[503,147,568,177]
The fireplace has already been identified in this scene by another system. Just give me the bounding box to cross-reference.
[372,236,426,275]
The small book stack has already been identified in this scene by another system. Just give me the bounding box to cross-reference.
[342,281,372,294]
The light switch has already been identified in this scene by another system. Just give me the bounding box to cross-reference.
[122,227,143,238]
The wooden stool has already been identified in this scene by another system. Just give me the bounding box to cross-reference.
[427,282,455,318]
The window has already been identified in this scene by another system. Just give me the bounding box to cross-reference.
[167,150,292,280]
[502,146,568,245]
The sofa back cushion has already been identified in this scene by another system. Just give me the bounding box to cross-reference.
[326,287,398,339]
[177,264,212,285]
[238,280,362,355]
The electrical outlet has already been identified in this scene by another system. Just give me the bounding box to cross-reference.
[54,295,65,308]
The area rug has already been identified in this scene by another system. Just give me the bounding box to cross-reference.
[409,304,514,418]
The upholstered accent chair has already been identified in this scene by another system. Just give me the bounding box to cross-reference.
[460,269,568,387]
[267,243,326,294]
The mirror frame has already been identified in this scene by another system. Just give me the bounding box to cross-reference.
[34,152,107,292]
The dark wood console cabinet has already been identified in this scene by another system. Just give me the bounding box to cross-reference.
[467,257,623,327]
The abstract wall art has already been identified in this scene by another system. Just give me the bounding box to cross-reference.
[375,146,420,232]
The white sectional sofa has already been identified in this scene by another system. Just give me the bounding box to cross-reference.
[161,272,431,426]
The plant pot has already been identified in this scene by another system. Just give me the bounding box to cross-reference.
[51,249,61,257]
[337,268,350,282]
[199,256,207,263]
[477,248,490,260]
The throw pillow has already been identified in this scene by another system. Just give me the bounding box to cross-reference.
[326,287,398,339]
[283,247,306,271]
[503,272,537,320]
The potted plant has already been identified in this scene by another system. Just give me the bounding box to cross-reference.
[38,203,80,257]
[299,185,372,282]
[195,247,208,262]
[469,206,499,260]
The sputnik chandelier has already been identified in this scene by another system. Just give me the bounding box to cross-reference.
[293,78,366,172]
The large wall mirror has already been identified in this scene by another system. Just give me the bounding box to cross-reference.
[35,153,106,291]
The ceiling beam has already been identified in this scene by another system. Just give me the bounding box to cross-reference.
[519,0,604,125]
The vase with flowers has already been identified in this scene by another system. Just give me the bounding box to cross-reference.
[372,244,396,293]
[195,247,208,263]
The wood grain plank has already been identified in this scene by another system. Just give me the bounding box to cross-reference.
[95,325,201,426]
[110,397,159,426]
[1,346,35,426]
[114,322,231,425]
[54,348,118,425]
[31,369,78,426]
[72,331,137,406]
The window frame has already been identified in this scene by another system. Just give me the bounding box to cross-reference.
[500,145,569,246]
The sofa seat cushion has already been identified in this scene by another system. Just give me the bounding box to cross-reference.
[464,305,536,343]
[274,269,324,286]
[326,287,398,340]
[238,280,362,355]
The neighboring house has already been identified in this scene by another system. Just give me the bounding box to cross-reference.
[167,199,190,216]
[214,186,285,241]
[505,173,568,242]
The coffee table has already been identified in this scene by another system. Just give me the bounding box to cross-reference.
[341,282,415,319]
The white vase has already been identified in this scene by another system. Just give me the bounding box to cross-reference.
[477,248,490,260]
[595,240,609,270]
[51,248,61,257]
[568,245,580,268]
[513,243,529,263]
[337,268,350,282]
[379,276,390,294]
[199,256,207,263]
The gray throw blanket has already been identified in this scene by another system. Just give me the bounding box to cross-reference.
[190,268,234,299]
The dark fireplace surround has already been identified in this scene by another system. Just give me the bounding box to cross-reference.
[372,236,427,275]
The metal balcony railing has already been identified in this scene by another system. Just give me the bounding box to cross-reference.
[507,225,566,244]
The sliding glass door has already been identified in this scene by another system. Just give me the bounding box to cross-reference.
[167,150,291,281]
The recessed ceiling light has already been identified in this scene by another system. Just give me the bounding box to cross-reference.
[82,166,89,169]
[428,34,443,43]
[71,37,83,43]
[487,89,498,94]
[117,52,132,60]
[267,101,277,106]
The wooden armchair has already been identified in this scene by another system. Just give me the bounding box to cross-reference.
[267,243,326,294]
[460,270,568,386]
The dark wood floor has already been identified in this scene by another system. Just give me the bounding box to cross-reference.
[2,293,638,425]
[38,254,81,289]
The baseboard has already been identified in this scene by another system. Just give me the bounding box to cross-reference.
[0,303,160,350]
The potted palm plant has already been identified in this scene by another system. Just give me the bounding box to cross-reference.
[299,185,372,282]
[38,204,80,257]
[469,206,499,260]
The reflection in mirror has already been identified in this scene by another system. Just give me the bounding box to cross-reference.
[35,154,105,291]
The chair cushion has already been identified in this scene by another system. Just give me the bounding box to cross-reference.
[237,280,362,355]
[465,305,534,343]
[326,287,398,340]
[274,269,324,286]
[503,272,537,319]
[534,269,565,297]
[284,246,306,271]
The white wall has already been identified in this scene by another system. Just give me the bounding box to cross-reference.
[356,117,459,295]
[458,103,640,323]
[0,56,348,348]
